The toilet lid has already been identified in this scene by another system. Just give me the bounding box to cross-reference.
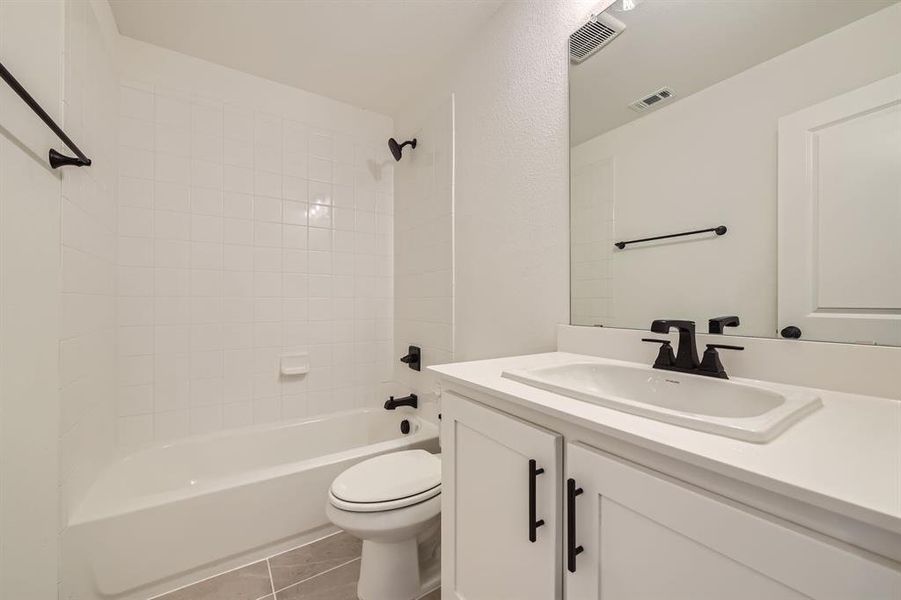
[330,450,441,504]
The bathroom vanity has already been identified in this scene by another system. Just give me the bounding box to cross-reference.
[431,337,901,600]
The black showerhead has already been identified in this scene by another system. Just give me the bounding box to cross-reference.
[388,137,417,161]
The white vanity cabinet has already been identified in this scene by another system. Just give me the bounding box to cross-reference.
[441,392,563,600]
[565,442,901,600]
[440,392,901,600]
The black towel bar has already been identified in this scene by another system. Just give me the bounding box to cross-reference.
[0,60,92,169]
[615,225,726,249]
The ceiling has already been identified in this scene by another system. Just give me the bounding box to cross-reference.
[570,0,897,145]
[109,0,505,115]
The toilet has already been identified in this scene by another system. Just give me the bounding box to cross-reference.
[326,449,441,600]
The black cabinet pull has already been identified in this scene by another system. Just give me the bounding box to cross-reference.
[567,478,584,573]
[528,459,545,542]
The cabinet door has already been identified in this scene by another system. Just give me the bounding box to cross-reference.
[442,392,562,600]
[565,442,901,600]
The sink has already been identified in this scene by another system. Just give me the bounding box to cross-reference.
[501,361,822,442]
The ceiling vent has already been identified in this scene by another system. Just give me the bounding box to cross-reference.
[628,87,676,112]
[569,12,626,64]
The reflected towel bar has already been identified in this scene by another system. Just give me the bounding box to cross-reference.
[0,60,92,169]
[614,225,727,249]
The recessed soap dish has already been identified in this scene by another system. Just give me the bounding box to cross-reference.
[280,352,310,376]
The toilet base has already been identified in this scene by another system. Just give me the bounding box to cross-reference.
[357,527,441,600]
[358,538,418,600]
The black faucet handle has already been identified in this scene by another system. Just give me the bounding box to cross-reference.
[705,343,744,351]
[699,344,744,379]
[708,316,740,334]
[641,338,676,368]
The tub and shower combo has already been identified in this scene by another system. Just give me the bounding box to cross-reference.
[65,408,438,599]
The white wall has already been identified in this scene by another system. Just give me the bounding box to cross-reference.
[395,0,598,363]
[0,3,63,596]
[393,95,454,417]
[1,0,120,597]
[571,3,901,337]
[114,38,396,448]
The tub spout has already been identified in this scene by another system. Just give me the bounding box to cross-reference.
[384,394,418,410]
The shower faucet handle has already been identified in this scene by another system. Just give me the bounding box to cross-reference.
[400,345,421,371]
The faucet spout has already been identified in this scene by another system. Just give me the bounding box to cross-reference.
[384,394,418,410]
[650,320,700,369]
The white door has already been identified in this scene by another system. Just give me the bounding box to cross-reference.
[565,442,901,600]
[778,72,901,345]
[441,392,562,600]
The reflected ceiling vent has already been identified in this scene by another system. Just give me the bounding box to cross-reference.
[569,12,626,63]
[629,87,676,112]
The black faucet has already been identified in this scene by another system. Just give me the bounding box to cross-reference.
[644,320,744,379]
[708,315,740,334]
[384,394,418,410]
[650,320,700,369]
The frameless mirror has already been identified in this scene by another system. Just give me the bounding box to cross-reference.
[569,0,901,345]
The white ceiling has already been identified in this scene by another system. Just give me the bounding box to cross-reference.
[109,0,505,115]
[570,0,897,145]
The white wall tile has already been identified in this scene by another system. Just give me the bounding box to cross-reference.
[117,74,393,448]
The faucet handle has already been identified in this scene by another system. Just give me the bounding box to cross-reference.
[699,344,744,379]
[705,343,744,351]
[641,338,676,368]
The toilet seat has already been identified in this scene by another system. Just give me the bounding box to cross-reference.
[329,450,441,513]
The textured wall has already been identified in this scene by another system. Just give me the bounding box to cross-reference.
[396,0,598,362]
[0,2,63,595]
[1,0,120,596]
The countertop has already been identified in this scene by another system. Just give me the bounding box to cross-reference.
[430,352,901,535]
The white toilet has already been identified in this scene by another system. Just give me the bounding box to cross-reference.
[326,449,441,600]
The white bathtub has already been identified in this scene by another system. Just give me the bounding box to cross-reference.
[64,408,438,599]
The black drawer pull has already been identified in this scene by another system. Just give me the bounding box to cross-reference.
[528,459,545,542]
[567,478,584,572]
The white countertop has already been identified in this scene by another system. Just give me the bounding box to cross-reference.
[430,352,901,535]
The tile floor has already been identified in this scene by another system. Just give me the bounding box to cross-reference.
[151,531,440,600]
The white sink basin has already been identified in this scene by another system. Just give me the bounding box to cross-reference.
[501,361,822,442]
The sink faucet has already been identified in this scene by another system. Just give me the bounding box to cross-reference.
[645,320,744,379]
[384,394,418,410]
[650,320,700,369]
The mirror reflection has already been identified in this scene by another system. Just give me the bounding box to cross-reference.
[569,0,901,345]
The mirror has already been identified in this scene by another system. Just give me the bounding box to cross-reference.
[569,0,901,345]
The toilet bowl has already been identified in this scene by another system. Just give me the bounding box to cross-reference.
[326,449,441,600]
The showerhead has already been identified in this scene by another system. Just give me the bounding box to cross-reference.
[388,137,417,161]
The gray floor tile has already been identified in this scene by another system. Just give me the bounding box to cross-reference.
[154,560,272,600]
[275,559,360,600]
[269,531,362,591]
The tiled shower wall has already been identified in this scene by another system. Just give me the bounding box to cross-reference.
[59,0,120,531]
[115,41,394,448]
[393,96,454,412]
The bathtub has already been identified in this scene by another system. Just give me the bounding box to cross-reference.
[65,408,438,599]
